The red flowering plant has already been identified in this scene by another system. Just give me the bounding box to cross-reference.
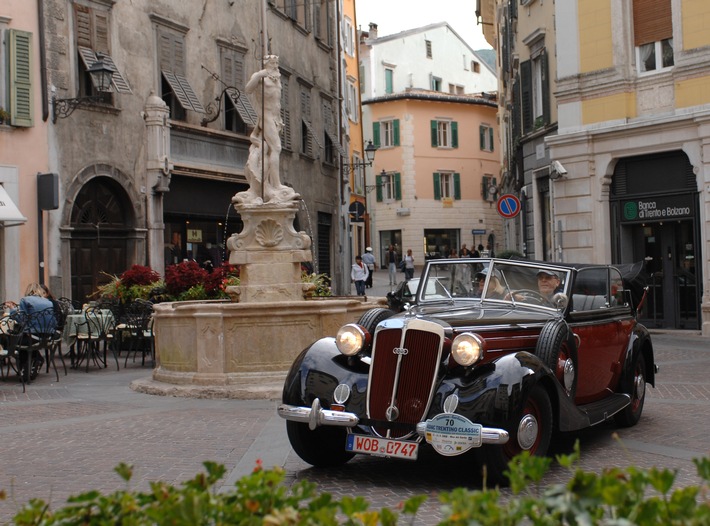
[94,265,164,303]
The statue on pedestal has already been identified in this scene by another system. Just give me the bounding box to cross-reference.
[234,55,299,205]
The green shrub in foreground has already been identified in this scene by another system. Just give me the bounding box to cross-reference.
[5,444,710,525]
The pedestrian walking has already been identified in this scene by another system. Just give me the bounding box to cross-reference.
[386,245,399,286]
[362,247,376,289]
[351,255,369,296]
[404,249,415,280]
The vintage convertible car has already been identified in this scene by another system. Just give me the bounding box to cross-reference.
[278,258,657,483]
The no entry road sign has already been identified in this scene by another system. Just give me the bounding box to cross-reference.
[497,194,521,219]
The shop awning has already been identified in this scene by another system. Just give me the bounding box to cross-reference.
[0,185,27,227]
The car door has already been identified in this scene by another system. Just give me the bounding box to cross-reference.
[568,268,631,404]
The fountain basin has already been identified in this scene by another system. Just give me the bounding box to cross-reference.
[131,296,387,399]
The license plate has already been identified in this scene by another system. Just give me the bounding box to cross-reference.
[346,434,419,460]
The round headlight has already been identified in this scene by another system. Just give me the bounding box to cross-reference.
[451,332,484,366]
[336,324,366,356]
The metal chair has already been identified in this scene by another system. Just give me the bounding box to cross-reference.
[122,299,155,367]
[75,306,119,371]
[19,307,62,383]
[0,312,29,392]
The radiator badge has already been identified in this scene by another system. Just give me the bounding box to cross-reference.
[393,347,409,355]
[385,405,400,421]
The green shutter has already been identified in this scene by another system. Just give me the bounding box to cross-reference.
[393,119,400,146]
[454,173,461,200]
[394,172,401,200]
[431,120,438,147]
[376,173,383,202]
[433,173,441,200]
[479,125,485,150]
[9,29,33,127]
[452,122,458,148]
[372,122,380,147]
[489,127,494,152]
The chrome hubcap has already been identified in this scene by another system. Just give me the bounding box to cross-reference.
[563,358,575,394]
[517,414,539,450]
[634,372,645,401]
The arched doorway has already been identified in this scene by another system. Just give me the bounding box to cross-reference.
[70,177,134,304]
[610,151,701,329]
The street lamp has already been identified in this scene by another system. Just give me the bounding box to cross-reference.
[342,140,378,174]
[52,53,114,123]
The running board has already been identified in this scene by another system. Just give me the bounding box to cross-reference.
[578,393,631,426]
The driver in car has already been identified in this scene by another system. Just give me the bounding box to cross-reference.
[536,269,563,300]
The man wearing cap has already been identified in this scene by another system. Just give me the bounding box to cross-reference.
[362,247,376,289]
[536,269,563,300]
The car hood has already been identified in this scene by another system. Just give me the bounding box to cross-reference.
[407,302,556,328]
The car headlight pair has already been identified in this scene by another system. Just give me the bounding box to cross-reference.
[451,333,485,366]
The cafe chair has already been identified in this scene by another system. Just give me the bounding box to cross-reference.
[76,306,120,372]
[0,312,29,392]
[123,299,155,367]
[19,307,63,383]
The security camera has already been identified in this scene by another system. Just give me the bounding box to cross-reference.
[550,160,567,179]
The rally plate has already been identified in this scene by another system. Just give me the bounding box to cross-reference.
[346,434,419,460]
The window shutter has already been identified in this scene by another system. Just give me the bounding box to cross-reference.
[281,76,292,150]
[633,0,672,46]
[94,11,110,54]
[454,173,461,200]
[452,121,458,148]
[376,173,383,202]
[75,4,93,48]
[433,173,441,200]
[393,119,400,146]
[479,125,485,150]
[9,29,33,127]
[520,59,533,134]
[372,122,380,147]
[431,120,438,147]
[394,172,401,200]
[541,50,550,127]
[489,127,494,152]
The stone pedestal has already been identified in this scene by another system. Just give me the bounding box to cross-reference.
[226,201,312,303]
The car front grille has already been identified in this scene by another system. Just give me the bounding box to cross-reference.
[367,319,444,439]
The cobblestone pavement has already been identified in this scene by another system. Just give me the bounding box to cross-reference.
[1,320,708,523]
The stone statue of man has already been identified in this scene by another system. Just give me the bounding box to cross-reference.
[234,55,299,205]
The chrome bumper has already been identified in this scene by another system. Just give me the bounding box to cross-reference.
[278,399,359,430]
[278,399,509,444]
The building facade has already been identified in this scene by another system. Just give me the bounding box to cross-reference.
[40,0,343,303]
[549,0,710,334]
[359,22,501,268]
[480,0,710,335]
[0,0,47,302]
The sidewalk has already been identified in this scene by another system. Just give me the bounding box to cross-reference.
[351,266,407,299]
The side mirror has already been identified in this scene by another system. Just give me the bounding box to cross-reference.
[551,292,569,311]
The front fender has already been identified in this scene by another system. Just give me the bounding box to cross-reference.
[282,337,370,414]
[429,352,556,428]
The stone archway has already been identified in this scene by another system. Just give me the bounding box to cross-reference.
[68,175,137,304]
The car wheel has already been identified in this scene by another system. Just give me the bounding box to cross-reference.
[475,384,553,486]
[286,420,355,467]
[357,308,395,334]
[536,319,577,399]
[614,352,646,427]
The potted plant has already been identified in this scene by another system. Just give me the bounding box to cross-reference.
[0,108,10,125]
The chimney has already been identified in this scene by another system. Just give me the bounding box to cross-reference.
[368,23,378,39]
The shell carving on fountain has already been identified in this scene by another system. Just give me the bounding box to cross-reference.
[255,218,284,247]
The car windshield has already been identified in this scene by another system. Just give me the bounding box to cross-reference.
[418,259,571,309]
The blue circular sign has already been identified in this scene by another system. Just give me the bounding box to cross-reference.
[497,194,521,218]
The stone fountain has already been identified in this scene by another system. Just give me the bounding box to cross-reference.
[132,56,384,399]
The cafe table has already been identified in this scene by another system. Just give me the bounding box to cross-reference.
[63,309,118,371]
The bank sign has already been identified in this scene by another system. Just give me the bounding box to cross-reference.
[622,194,694,223]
